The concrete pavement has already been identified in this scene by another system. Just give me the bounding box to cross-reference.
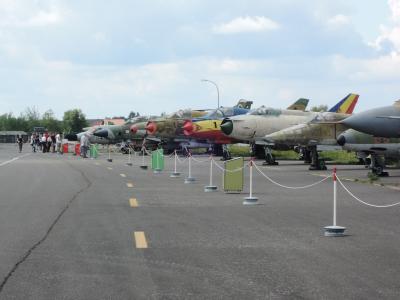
[0,144,399,299]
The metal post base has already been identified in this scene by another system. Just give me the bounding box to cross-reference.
[153,168,162,174]
[204,185,218,192]
[107,159,113,162]
[170,172,181,178]
[243,196,259,205]
[324,226,346,237]
[184,177,196,184]
[140,165,148,170]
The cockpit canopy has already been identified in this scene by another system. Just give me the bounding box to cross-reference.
[248,106,281,116]
[168,109,193,119]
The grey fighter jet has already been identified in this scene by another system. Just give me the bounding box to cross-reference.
[341,100,400,137]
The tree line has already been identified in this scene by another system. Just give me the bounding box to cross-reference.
[0,107,88,134]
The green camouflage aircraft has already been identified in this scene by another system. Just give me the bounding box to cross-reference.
[337,129,400,176]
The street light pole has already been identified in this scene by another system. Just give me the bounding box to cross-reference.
[201,79,220,108]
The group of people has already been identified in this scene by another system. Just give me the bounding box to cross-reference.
[29,132,63,154]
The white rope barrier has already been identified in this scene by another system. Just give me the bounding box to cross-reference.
[176,155,188,164]
[253,163,331,189]
[190,156,210,164]
[337,176,400,208]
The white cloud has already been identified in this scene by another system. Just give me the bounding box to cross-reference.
[93,32,107,42]
[0,0,65,28]
[389,0,400,21]
[327,14,350,27]
[370,0,400,52]
[213,16,279,34]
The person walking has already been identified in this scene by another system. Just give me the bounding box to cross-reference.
[46,134,52,153]
[16,135,23,153]
[51,133,56,153]
[30,133,36,152]
[80,133,90,158]
[56,132,62,154]
[41,135,47,153]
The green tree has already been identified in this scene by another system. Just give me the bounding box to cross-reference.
[62,109,88,133]
[310,105,328,112]
[42,109,62,132]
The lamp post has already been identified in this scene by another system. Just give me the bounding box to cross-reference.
[201,79,220,108]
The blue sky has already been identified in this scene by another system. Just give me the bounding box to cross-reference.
[1,0,400,119]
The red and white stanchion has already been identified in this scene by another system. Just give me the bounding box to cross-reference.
[170,150,181,178]
[184,153,196,183]
[243,159,258,205]
[140,146,148,169]
[204,156,217,192]
[324,167,346,237]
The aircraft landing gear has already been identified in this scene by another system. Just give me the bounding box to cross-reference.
[308,146,327,170]
[212,144,224,157]
[221,144,232,161]
[369,154,389,177]
[262,146,278,166]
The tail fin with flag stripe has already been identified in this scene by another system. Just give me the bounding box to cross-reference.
[328,93,359,114]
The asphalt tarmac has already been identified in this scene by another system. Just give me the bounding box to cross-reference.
[0,144,399,299]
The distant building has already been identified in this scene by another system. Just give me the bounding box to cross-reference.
[103,118,125,126]
[87,118,126,127]
[87,119,104,127]
[0,131,29,143]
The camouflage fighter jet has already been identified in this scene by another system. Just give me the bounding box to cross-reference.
[220,93,359,165]
[337,129,400,176]
[263,112,352,170]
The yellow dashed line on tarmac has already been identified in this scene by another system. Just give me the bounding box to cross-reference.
[107,167,113,170]
[134,231,148,249]
[129,198,138,207]
[126,182,134,188]
[120,173,126,178]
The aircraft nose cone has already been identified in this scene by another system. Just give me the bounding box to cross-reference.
[93,129,108,138]
[341,115,364,131]
[183,121,194,136]
[130,125,138,134]
[220,119,233,135]
[146,122,157,135]
[337,135,346,146]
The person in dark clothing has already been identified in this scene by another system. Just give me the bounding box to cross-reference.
[51,133,56,153]
[16,135,23,153]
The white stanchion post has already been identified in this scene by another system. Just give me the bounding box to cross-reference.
[127,146,132,166]
[107,144,112,162]
[204,156,217,192]
[243,159,259,205]
[184,153,196,183]
[170,150,181,177]
[140,146,148,169]
[324,167,346,236]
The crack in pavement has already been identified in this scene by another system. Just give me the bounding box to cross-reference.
[0,161,93,294]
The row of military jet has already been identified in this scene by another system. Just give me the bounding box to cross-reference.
[66,94,400,176]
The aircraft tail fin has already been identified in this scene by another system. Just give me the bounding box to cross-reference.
[287,98,309,111]
[328,93,359,114]
[235,99,253,109]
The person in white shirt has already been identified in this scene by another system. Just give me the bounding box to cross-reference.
[56,133,62,154]
[41,135,47,153]
[80,134,90,158]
